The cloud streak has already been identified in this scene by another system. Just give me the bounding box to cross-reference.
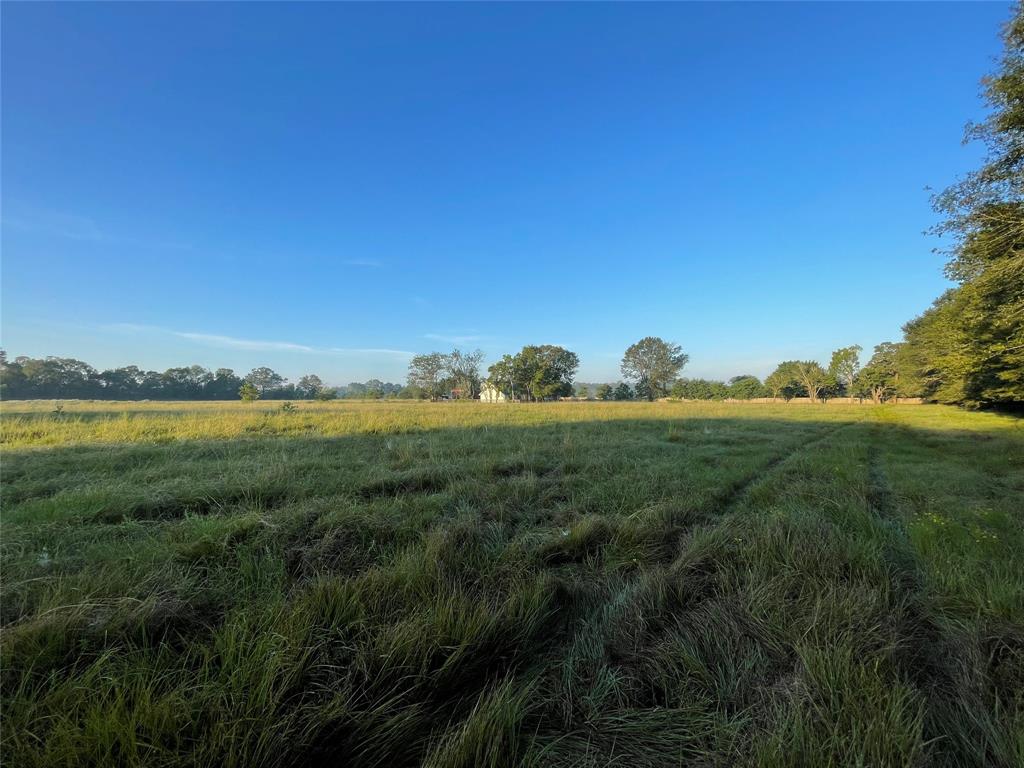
[424,332,487,345]
[5,208,192,251]
[174,332,316,353]
[104,324,414,357]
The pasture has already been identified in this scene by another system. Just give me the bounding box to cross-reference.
[2,400,1022,767]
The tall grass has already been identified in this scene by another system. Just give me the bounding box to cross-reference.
[2,401,1021,766]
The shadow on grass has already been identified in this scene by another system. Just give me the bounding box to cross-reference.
[2,414,1022,767]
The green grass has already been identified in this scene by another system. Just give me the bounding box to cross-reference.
[2,400,1022,766]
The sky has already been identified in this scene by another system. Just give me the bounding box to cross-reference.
[0,2,1012,384]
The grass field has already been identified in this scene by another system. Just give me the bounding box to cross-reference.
[2,400,1022,767]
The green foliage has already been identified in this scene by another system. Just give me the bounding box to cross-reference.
[409,352,449,401]
[764,366,797,401]
[446,349,486,399]
[917,6,1024,407]
[238,382,260,401]
[728,375,767,400]
[828,345,862,397]
[612,382,633,400]
[296,374,324,399]
[595,383,614,401]
[339,380,404,400]
[621,337,689,400]
[856,343,900,402]
[487,346,579,401]
[409,349,485,401]
[765,361,832,402]
[671,378,730,400]
[765,362,803,400]
[0,358,288,401]
[244,366,286,395]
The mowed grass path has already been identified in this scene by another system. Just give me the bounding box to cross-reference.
[1,401,1022,767]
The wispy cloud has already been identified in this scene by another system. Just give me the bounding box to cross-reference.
[103,324,413,357]
[327,347,414,356]
[5,207,191,251]
[424,332,486,345]
[174,332,316,353]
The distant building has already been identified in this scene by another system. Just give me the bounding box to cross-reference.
[479,383,507,403]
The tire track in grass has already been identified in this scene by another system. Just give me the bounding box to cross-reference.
[866,441,899,520]
[709,417,866,516]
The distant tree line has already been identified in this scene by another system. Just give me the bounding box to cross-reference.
[577,348,850,403]
[0,339,944,405]
[0,354,413,402]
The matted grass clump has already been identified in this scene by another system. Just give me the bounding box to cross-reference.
[1,400,1022,766]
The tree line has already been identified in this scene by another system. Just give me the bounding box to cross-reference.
[580,344,888,403]
[0,331,1009,406]
[0,354,408,402]
[894,9,1022,408]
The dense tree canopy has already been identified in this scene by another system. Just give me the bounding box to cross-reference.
[914,7,1024,407]
[856,343,902,403]
[487,345,579,401]
[728,375,769,400]
[407,353,448,401]
[0,355,412,401]
[671,378,730,401]
[621,337,689,400]
[296,374,325,399]
[407,349,485,400]
[828,346,862,398]
[244,367,286,395]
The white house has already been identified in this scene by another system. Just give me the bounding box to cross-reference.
[479,383,507,403]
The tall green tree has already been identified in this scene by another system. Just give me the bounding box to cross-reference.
[407,353,448,401]
[487,346,579,401]
[923,6,1024,406]
[764,361,830,402]
[445,348,485,398]
[296,374,325,399]
[620,337,688,400]
[486,354,519,399]
[765,365,798,401]
[792,361,831,403]
[520,345,579,401]
[856,343,901,403]
[828,346,862,399]
[244,367,286,395]
[208,369,243,400]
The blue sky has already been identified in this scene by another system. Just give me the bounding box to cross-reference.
[0,2,1011,384]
